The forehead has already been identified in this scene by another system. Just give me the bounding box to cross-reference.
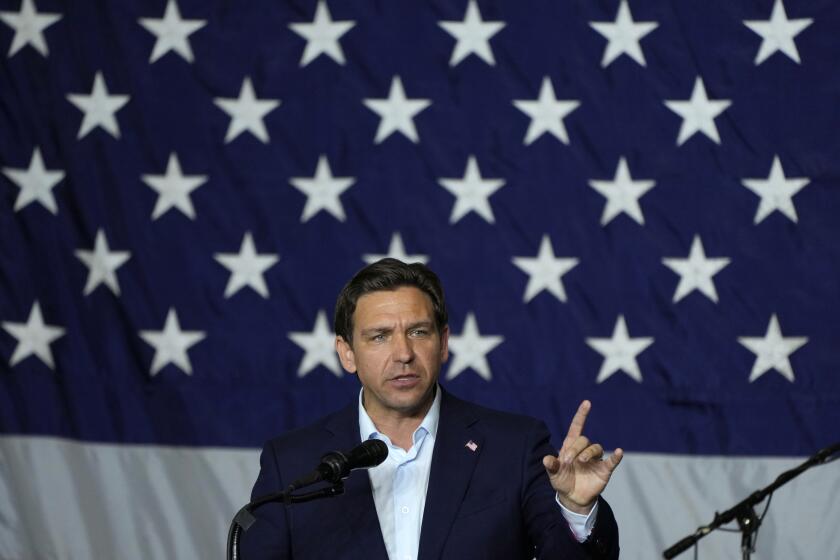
[353,286,435,327]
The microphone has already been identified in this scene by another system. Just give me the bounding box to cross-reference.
[227,440,389,560]
[290,439,389,490]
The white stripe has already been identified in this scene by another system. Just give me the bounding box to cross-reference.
[1,438,838,558]
[605,452,840,558]
[0,436,258,560]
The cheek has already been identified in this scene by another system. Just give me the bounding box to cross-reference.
[355,348,390,374]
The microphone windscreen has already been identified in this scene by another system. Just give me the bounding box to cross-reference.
[347,439,388,470]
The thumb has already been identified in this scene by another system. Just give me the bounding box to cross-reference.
[543,455,561,475]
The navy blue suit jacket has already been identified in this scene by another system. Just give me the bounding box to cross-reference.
[241,390,619,559]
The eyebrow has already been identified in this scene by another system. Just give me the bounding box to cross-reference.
[360,326,392,337]
[359,321,434,337]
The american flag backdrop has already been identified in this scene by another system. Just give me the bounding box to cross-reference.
[1,0,839,558]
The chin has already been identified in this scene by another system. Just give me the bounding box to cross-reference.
[390,391,433,413]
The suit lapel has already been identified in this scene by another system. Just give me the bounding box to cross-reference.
[417,392,483,560]
[324,403,390,560]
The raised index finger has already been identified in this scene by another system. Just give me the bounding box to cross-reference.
[565,400,591,441]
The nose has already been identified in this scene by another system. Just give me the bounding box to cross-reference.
[392,333,414,364]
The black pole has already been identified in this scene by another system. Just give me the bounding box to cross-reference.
[663,442,840,559]
[226,482,345,560]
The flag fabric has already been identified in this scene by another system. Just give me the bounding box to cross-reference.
[1,0,839,558]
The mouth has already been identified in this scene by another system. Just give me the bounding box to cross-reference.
[388,374,421,388]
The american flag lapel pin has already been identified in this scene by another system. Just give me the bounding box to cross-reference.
[465,440,478,452]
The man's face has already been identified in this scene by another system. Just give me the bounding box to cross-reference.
[335,286,449,420]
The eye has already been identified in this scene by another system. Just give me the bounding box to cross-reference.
[410,329,429,337]
[371,333,386,342]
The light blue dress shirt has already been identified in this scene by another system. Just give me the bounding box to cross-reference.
[358,387,596,560]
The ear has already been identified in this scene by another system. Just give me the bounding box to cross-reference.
[439,325,449,363]
[335,336,358,374]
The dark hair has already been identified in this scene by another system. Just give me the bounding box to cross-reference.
[334,258,448,342]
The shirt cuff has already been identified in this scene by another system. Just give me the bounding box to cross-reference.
[555,495,598,543]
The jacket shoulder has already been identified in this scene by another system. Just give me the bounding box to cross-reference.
[442,391,547,434]
[261,400,357,454]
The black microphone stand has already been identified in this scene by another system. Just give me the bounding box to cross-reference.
[226,481,345,560]
[227,440,388,559]
[663,442,840,559]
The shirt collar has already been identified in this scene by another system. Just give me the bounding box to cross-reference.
[358,385,442,446]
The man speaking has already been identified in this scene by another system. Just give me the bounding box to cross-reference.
[242,258,622,559]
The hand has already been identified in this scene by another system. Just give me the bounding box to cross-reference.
[542,400,623,514]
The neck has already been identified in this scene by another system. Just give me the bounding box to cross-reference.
[363,388,436,451]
